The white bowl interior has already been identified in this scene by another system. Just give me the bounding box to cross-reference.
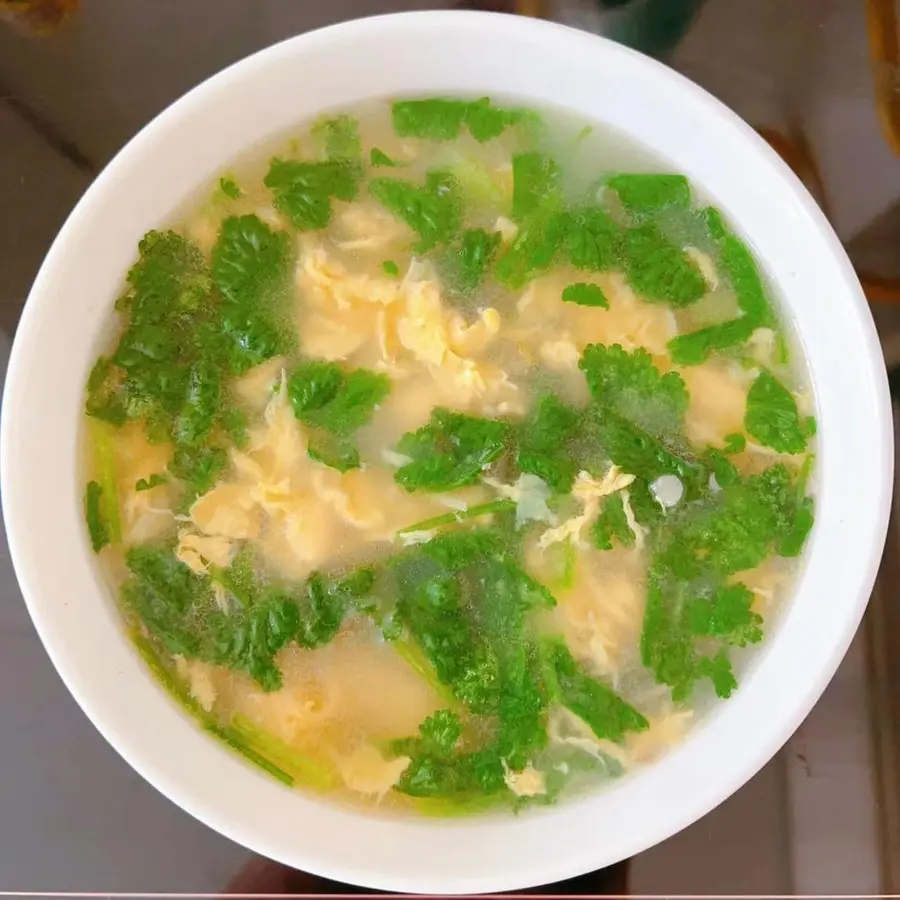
[0,11,892,894]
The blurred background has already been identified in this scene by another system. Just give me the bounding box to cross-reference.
[1,0,899,894]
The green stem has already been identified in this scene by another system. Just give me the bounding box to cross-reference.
[132,631,295,787]
[392,635,457,705]
[88,418,121,544]
[230,714,337,791]
[397,498,515,535]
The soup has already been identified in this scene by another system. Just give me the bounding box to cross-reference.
[81,96,816,814]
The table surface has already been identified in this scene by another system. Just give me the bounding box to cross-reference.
[0,0,898,894]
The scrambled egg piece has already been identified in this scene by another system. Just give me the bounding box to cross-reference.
[114,423,174,545]
[336,745,410,798]
[682,361,753,445]
[296,246,522,416]
[503,763,547,798]
[552,558,646,682]
[514,270,677,359]
[174,656,219,712]
[175,530,235,575]
[539,468,635,550]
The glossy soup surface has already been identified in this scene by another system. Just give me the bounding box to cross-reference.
[82,97,816,814]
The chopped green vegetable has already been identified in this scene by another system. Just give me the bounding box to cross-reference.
[392,98,469,140]
[386,530,562,797]
[288,360,390,435]
[511,152,561,221]
[607,174,690,218]
[84,481,110,552]
[87,418,122,545]
[231,714,337,790]
[211,214,292,374]
[264,157,361,230]
[668,208,774,365]
[687,583,763,646]
[135,473,168,492]
[312,114,361,160]
[382,259,400,277]
[370,147,400,167]
[619,223,706,307]
[219,176,241,199]
[591,492,635,550]
[370,170,462,251]
[546,640,648,741]
[451,228,501,293]
[287,360,390,470]
[391,97,529,143]
[723,432,747,455]
[397,499,516,535]
[641,464,813,699]
[744,371,808,454]
[563,206,620,272]
[515,394,580,494]
[495,208,567,289]
[294,568,376,650]
[704,208,773,324]
[123,542,376,691]
[394,409,511,492]
[562,282,609,308]
[580,343,688,439]
[464,97,526,142]
[668,316,757,366]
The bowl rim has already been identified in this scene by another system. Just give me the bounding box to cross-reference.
[1,9,893,894]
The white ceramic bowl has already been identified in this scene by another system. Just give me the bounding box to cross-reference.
[1,11,892,894]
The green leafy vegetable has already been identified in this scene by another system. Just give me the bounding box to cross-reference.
[287,360,391,470]
[641,464,812,699]
[723,432,747,455]
[515,394,580,494]
[123,542,376,691]
[562,282,609,308]
[370,147,400,167]
[607,173,690,218]
[591,492,635,550]
[744,371,807,454]
[135,473,168,492]
[312,114,361,160]
[580,343,688,439]
[495,208,567,289]
[264,157,361,230]
[451,228,501,293]
[397,499,516,535]
[370,170,462,251]
[382,259,400,277]
[288,360,390,435]
[211,214,291,374]
[665,208,773,366]
[563,206,620,272]
[387,530,562,797]
[219,176,241,199]
[84,481,110,552]
[619,223,706,307]
[668,317,757,366]
[87,418,122,545]
[294,568,375,649]
[392,98,469,140]
[546,640,648,741]
[394,409,511,492]
[511,152,561,221]
[391,97,529,143]
[687,583,763,646]
[704,207,773,325]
